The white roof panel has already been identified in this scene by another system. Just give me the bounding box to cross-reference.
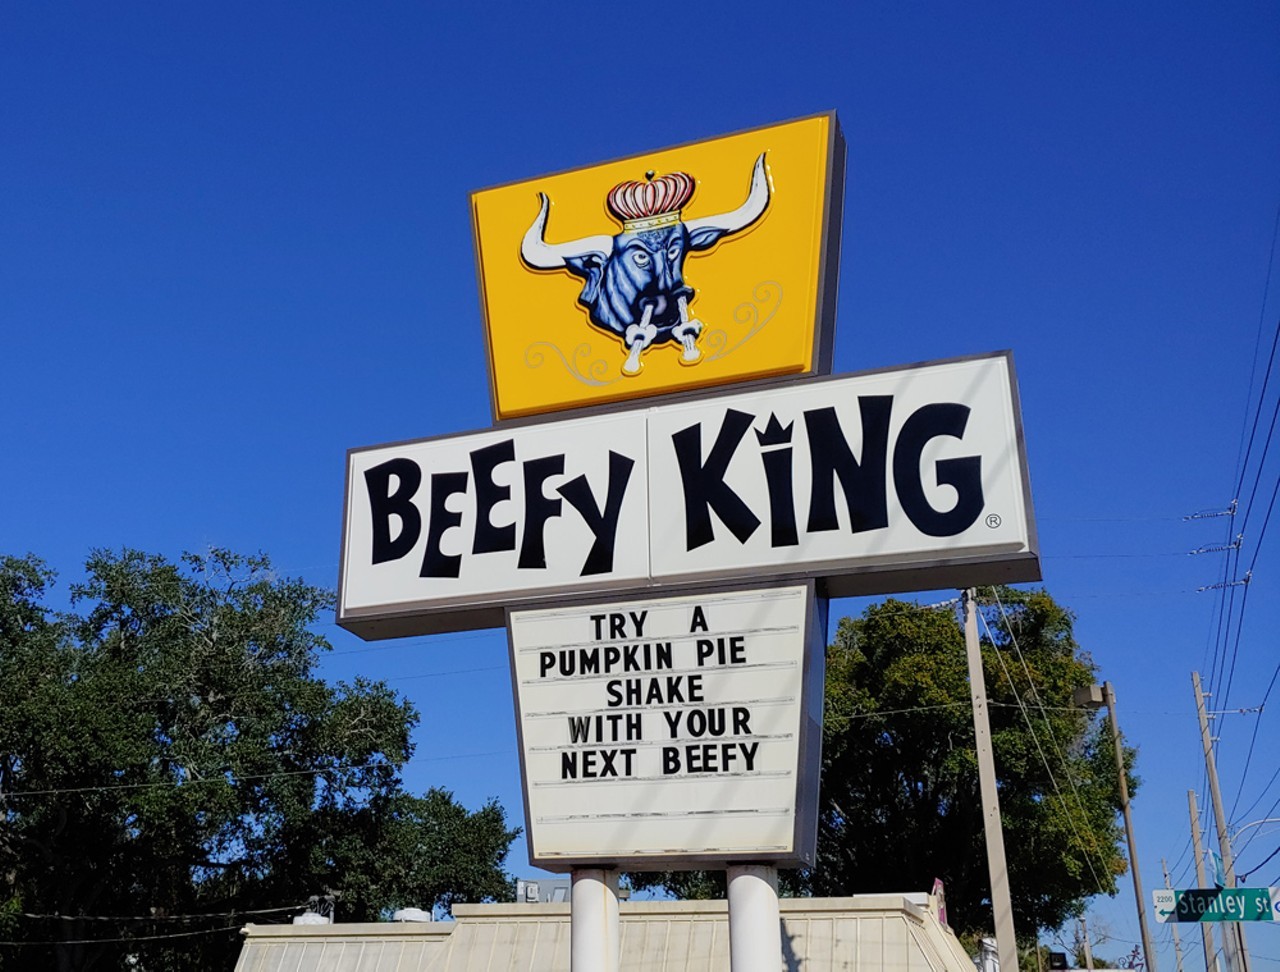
[236,895,970,972]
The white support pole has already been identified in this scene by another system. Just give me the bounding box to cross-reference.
[727,864,782,972]
[571,868,620,972]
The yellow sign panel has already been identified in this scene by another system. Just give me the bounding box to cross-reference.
[471,113,844,420]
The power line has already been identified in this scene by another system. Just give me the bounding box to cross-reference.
[1044,553,1195,560]
[986,588,1124,873]
[1208,203,1280,738]
[1047,515,1191,523]
[20,904,301,922]
[1237,790,1280,858]
[979,604,1112,897]
[843,702,969,719]
[327,629,499,655]
[1210,307,1280,730]
[0,749,512,799]
[1047,589,1196,599]
[1240,842,1280,882]
[1238,200,1280,474]
[1228,658,1279,823]
[1231,298,1280,530]
[1233,755,1280,825]
[0,925,242,947]
[1167,833,1195,887]
[390,664,506,683]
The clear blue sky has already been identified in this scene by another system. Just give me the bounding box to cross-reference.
[3,2,1278,965]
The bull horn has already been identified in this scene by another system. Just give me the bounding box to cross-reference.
[520,193,614,269]
[684,152,771,238]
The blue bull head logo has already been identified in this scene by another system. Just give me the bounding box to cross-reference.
[521,154,771,376]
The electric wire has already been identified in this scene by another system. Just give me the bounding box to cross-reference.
[1237,369,1280,547]
[979,610,1112,897]
[1227,656,1280,823]
[1240,841,1280,881]
[1168,834,1195,888]
[1233,758,1280,826]
[19,904,302,922]
[1236,790,1280,858]
[1200,546,1234,681]
[1210,545,1244,706]
[0,749,512,799]
[843,702,968,719]
[1202,306,1280,818]
[1219,418,1280,821]
[328,629,499,655]
[1209,203,1280,724]
[985,589,1122,888]
[0,925,241,947]
[1218,427,1280,712]
[1044,552,1193,560]
[1235,201,1280,494]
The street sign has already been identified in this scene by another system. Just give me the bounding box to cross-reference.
[1153,887,1280,923]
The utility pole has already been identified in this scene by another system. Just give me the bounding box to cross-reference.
[1163,858,1186,972]
[963,589,1019,972]
[1080,917,1096,972]
[1189,789,1218,972]
[1104,681,1158,972]
[1192,672,1250,972]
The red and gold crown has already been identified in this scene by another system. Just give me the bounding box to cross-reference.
[606,170,695,233]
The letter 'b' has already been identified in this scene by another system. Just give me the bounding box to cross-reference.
[365,458,423,563]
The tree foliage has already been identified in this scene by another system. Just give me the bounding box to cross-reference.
[815,588,1131,937]
[0,549,518,971]
[633,588,1133,941]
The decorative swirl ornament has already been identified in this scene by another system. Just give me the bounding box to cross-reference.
[704,281,783,362]
[524,342,619,387]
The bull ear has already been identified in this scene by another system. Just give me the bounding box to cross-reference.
[563,251,608,279]
[686,226,728,252]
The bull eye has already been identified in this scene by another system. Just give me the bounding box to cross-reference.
[632,251,650,268]
[667,244,681,260]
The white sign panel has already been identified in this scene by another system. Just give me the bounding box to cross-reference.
[508,584,824,870]
[339,352,1037,638]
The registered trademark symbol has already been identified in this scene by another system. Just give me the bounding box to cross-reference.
[986,513,1002,529]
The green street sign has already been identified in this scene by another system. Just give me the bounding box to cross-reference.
[1153,887,1280,923]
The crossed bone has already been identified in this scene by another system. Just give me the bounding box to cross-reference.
[621,296,703,376]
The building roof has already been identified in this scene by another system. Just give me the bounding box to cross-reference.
[235,892,975,972]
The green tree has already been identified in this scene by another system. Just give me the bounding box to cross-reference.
[632,588,1133,942]
[0,549,518,971]
[814,588,1131,939]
